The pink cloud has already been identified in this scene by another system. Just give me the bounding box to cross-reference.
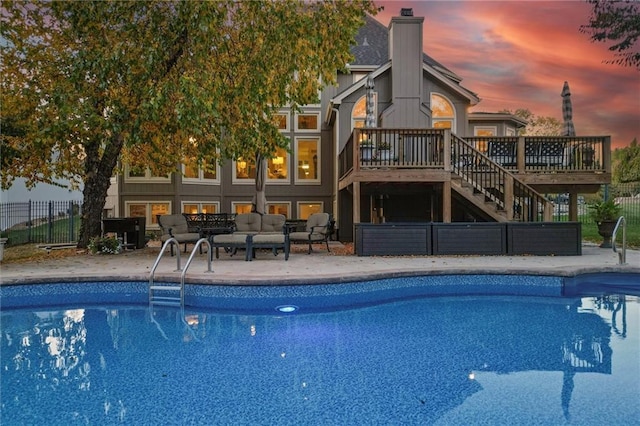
[375,1,639,148]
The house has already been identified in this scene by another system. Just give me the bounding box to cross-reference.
[106,8,610,242]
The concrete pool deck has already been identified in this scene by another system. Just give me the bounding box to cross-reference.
[1,241,638,286]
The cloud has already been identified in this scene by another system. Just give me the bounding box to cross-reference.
[375,0,639,147]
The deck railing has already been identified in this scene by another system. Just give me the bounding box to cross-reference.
[339,129,610,176]
[463,136,610,173]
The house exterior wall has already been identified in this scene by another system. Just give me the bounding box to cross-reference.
[112,9,526,232]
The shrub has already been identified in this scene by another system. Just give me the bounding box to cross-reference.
[88,236,121,254]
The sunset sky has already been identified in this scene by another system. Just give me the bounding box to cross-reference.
[375,0,639,149]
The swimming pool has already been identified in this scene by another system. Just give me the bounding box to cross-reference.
[1,274,638,425]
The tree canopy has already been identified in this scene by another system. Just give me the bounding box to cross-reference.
[580,0,640,69]
[1,0,378,246]
[499,109,563,136]
[612,138,640,183]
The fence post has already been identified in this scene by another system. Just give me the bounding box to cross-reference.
[69,201,74,242]
[28,200,32,243]
[48,201,53,243]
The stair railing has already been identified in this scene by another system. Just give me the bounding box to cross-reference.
[612,216,627,265]
[451,135,552,221]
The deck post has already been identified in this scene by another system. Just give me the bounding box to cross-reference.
[517,137,525,172]
[504,175,514,220]
[353,181,361,225]
[443,129,452,171]
[442,181,451,222]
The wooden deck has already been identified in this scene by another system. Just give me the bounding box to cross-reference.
[338,128,611,227]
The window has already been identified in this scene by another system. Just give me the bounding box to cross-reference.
[506,127,516,137]
[295,138,320,183]
[473,126,497,153]
[232,202,253,214]
[267,146,289,182]
[267,203,290,217]
[233,157,256,182]
[353,72,368,83]
[124,165,170,182]
[182,159,218,183]
[126,202,171,228]
[297,202,323,219]
[295,113,320,132]
[431,93,455,130]
[182,203,219,214]
[273,113,290,131]
[352,93,377,129]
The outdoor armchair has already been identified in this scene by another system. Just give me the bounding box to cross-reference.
[289,212,333,254]
[157,214,201,256]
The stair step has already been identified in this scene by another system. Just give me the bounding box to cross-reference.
[150,299,182,307]
[150,285,182,291]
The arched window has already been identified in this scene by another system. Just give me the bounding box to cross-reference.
[352,93,377,130]
[431,93,455,130]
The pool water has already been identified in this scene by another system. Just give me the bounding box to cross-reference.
[1,277,639,425]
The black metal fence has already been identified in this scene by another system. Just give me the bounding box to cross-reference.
[0,200,82,246]
[551,183,640,224]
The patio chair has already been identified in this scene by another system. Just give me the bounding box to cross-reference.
[487,141,516,167]
[289,212,333,254]
[157,214,201,256]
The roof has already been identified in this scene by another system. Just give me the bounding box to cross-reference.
[332,13,479,106]
[469,112,528,127]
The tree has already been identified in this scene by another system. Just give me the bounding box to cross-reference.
[499,109,563,136]
[612,138,640,183]
[1,0,378,247]
[580,0,640,69]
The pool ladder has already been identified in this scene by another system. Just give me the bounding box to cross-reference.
[612,216,627,265]
[149,237,213,308]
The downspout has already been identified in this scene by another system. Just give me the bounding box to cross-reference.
[332,108,340,226]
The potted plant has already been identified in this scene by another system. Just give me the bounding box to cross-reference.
[376,141,393,161]
[360,137,374,161]
[587,199,622,248]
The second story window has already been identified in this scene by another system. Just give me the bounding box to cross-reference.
[431,93,456,130]
[182,159,218,183]
[352,93,377,129]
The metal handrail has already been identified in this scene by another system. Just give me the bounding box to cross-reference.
[612,216,626,265]
[180,238,213,289]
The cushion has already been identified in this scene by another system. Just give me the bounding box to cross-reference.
[260,214,286,233]
[306,212,330,234]
[252,234,285,244]
[158,214,190,235]
[212,234,249,245]
[289,231,325,242]
[234,213,262,233]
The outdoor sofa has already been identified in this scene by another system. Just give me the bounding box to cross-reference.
[210,213,290,261]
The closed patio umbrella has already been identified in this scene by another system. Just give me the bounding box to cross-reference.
[251,153,267,215]
[365,75,375,128]
[561,81,575,137]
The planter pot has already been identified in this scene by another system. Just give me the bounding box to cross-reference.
[376,149,393,161]
[360,146,374,161]
[596,220,617,248]
[0,238,7,262]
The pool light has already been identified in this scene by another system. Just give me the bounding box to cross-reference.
[276,305,298,313]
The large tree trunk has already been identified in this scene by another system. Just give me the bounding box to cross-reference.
[77,135,124,248]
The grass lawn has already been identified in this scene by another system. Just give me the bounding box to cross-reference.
[581,222,639,249]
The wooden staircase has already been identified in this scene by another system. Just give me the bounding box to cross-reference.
[450,135,553,222]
